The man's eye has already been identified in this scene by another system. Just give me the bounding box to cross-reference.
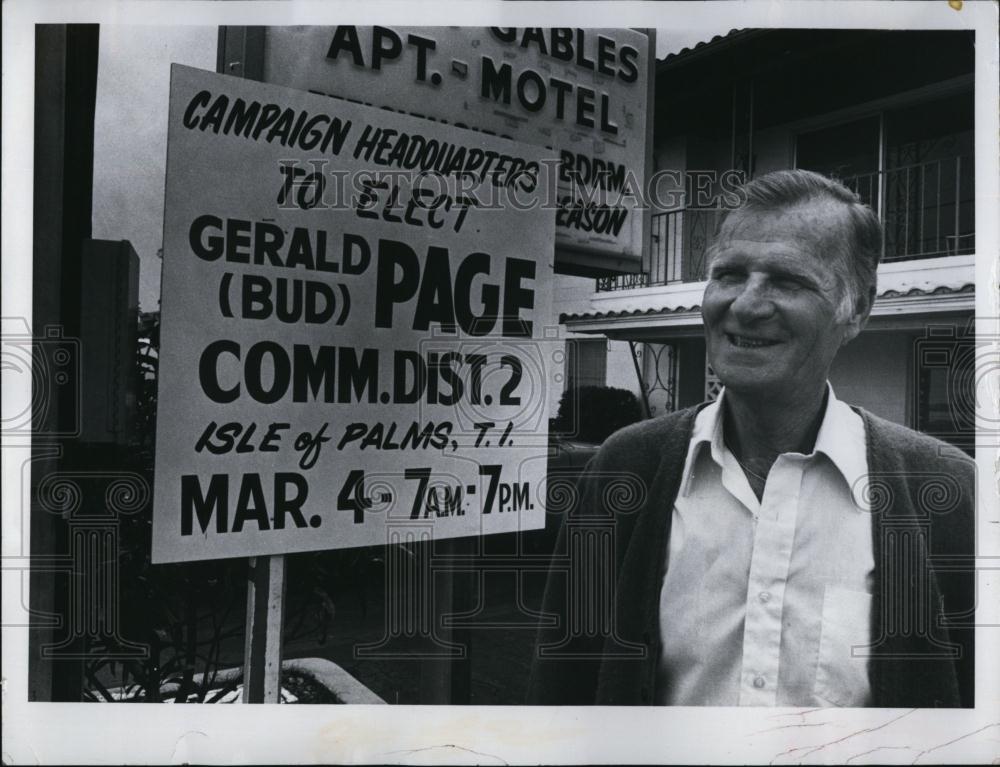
[774,277,804,290]
[712,269,741,282]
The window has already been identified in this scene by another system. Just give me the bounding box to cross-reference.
[913,328,975,456]
[564,338,607,391]
[883,92,974,257]
[797,116,881,196]
[795,91,974,260]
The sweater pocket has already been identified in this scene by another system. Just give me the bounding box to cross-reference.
[814,586,872,707]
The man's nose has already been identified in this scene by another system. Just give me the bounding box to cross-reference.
[728,274,776,323]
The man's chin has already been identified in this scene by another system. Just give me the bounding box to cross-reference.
[711,366,784,397]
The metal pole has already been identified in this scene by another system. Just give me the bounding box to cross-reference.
[243,554,286,703]
[953,156,961,254]
[629,341,652,419]
[918,162,925,256]
[730,85,737,171]
[747,80,754,179]
[935,160,941,254]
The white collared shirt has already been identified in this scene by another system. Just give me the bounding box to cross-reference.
[656,385,875,706]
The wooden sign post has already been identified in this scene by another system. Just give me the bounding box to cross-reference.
[242,554,286,703]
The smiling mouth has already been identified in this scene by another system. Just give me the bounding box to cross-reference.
[726,333,780,349]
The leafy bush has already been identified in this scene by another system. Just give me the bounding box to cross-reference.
[553,386,644,444]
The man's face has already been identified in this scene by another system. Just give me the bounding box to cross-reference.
[701,198,866,401]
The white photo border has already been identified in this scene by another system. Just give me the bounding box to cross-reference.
[3,1,998,764]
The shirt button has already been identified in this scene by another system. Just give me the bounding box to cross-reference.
[758,591,771,603]
[753,676,766,689]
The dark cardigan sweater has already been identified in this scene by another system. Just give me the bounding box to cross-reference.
[527,405,976,707]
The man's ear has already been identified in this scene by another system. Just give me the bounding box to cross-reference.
[842,284,875,344]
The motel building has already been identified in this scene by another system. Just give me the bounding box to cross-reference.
[554,29,977,453]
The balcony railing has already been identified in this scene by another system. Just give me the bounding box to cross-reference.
[597,156,974,292]
[595,207,725,292]
[843,156,975,261]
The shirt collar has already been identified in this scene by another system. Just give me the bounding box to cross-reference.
[679,383,868,504]
[679,397,721,497]
[811,385,869,500]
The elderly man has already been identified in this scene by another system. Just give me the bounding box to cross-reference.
[528,169,975,707]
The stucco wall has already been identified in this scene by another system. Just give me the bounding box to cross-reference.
[606,340,641,397]
[829,330,912,427]
[752,126,793,175]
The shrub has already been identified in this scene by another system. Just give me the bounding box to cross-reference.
[553,386,644,443]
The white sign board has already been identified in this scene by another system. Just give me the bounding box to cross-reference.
[152,64,555,563]
[255,26,650,272]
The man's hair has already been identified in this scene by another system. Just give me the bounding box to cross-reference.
[712,169,884,319]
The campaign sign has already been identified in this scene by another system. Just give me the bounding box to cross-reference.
[152,65,555,563]
[257,27,650,271]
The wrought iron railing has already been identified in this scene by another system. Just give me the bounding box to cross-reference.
[842,156,974,261]
[595,207,725,292]
[597,156,975,292]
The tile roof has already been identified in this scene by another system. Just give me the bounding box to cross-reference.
[560,283,975,324]
[657,29,760,66]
